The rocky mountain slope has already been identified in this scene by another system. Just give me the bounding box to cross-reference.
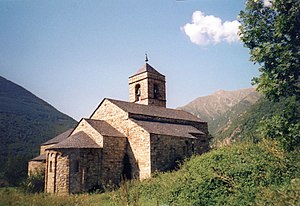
[209,91,261,135]
[179,88,261,139]
[0,76,77,185]
[178,88,259,122]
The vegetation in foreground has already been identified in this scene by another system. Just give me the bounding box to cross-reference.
[1,140,299,206]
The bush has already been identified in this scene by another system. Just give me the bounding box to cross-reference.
[120,140,300,205]
[256,178,300,206]
[21,168,45,193]
[258,96,300,151]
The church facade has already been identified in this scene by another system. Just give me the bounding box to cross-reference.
[28,62,209,194]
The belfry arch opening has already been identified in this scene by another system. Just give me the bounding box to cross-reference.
[135,84,141,101]
[153,84,159,99]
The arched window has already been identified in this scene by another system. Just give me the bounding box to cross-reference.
[122,154,132,180]
[73,160,79,173]
[135,84,141,101]
[49,161,53,172]
[153,84,159,99]
[192,142,195,154]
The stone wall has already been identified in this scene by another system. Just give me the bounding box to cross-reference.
[91,100,152,180]
[45,148,103,194]
[126,121,151,179]
[146,77,166,107]
[68,149,102,193]
[102,136,127,184]
[29,144,56,178]
[45,151,70,194]
[91,99,128,128]
[45,151,60,193]
[55,152,69,194]
[128,71,166,107]
[40,144,55,155]
[150,134,209,173]
[129,72,149,104]
[192,134,210,154]
[28,161,45,175]
[150,134,194,172]
[191,122,209,135]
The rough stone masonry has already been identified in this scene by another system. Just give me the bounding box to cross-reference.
[28,62,209,194]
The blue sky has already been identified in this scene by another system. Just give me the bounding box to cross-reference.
[0,0,259,120]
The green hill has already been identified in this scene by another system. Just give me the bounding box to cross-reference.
[0,76,77,186]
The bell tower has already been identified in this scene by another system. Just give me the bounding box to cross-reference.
[128,62,166,107]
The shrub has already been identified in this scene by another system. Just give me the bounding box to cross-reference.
[257,96,300,151]
[21,168,45,193]
[130,140,300,205]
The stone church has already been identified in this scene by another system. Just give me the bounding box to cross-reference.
[28,62,209,194]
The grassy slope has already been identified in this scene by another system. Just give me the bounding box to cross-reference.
[1,140,299,205]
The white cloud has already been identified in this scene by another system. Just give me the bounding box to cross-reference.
[182,11,241,46]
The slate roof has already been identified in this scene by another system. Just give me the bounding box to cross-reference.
[85,119,125,137]
[132,119,204,138]
[41,129,73,146]
[48,131,101,149]
[106,98,204,123]
[130,63,164,77]
[30,153,46,162]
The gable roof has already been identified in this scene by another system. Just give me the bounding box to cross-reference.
[48,131,101,149]
[106,98,204,123]
[30,153,46,162]
[85,119,125,137]
[132,119,204,138]
[130,63,164,77]
[41,129,73,146]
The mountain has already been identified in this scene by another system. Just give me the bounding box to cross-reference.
[208,91,262,136]
[178,88,260,122]
[0,76,77,186]
[211,96,300,147]
[179,88,261,136]
[179,88,300,148]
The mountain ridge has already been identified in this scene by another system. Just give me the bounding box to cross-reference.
[179,88,260,120]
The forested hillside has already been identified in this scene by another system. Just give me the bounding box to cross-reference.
[212,96,300,146]
[0,76,77,186]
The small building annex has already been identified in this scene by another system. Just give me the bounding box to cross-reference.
[28,62,209,194]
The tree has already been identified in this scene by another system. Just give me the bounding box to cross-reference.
[239,0,300,101]
[3,156,28,186]
[239,0,300,151]
[257,96,300,151]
